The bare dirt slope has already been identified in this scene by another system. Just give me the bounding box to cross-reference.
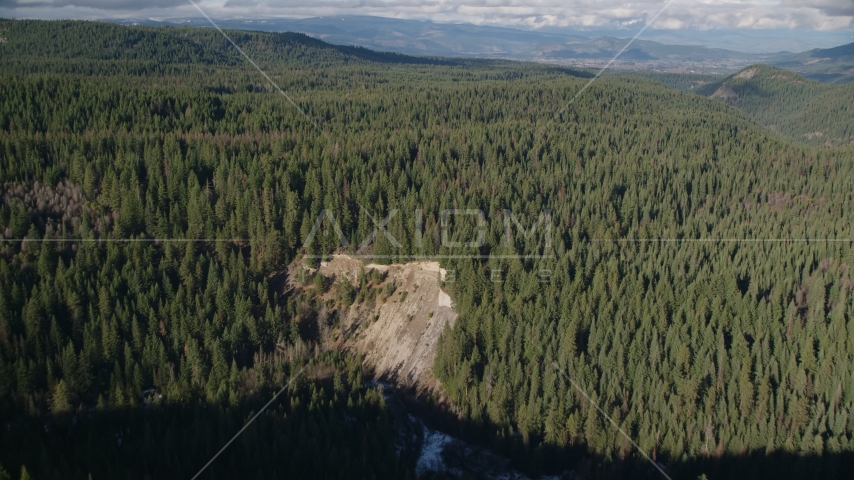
[293,255,457,394]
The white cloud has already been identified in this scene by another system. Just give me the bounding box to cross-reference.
[0,0,851,30]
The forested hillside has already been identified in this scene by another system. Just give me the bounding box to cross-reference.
[605,70,724,93]
[2,18,854,479]
[700,65,854,146]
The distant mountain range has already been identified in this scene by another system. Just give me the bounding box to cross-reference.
[114,16,854,82]
[118,16,588,58]
[773,43,854,84]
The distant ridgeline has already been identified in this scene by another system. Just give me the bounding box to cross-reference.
[0,18,471,72]
[700,64,854,146]
[773,42,854,85]
[2,19,854,480]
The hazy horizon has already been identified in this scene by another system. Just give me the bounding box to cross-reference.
[1,0,852,32]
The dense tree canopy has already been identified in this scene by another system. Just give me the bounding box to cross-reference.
[2,18,854,479]
[699,65,854,146]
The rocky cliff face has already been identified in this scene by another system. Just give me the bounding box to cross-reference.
[291,255,457,394]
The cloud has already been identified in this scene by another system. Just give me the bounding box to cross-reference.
[0,0,852,30]
[782,0,854,17]
[0,0,182,9]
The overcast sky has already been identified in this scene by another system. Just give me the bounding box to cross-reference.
[0,0,852,31]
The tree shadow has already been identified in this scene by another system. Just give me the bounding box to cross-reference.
[0,381,407,480]
[4,377,852,480]
[391,384,854,480]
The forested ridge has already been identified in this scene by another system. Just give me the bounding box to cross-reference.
[605,70,725,94]
[700,65,854,146]
[2,18,854,479]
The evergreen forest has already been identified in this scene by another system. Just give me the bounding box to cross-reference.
[2,19,854,479]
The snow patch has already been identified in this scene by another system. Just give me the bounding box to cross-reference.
[415,424,457,476]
